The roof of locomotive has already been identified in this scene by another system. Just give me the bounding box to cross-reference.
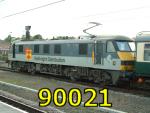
[95,35,132,41]
[15,35,133,45]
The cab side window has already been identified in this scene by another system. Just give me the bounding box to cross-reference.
[107,41,116,52]
[18,45,23,53]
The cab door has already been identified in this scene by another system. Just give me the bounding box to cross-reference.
[12,44,16,58]
[96,41,103,64]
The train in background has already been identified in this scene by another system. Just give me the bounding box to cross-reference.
[134,31,150,86]
[8,35,135,85]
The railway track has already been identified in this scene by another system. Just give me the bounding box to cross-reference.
[0,95,46,113]
[0,66,150,97]
[0,66,11,72]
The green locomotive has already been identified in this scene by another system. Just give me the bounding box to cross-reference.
[135,31,150,84]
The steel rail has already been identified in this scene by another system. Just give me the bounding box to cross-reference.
[0,95,46,113]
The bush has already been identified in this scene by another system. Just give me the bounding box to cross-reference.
[0,54,8,62]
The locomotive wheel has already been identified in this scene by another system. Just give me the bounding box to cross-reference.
[94,76,100,84]
[88,76,93,81]
[31,69,36,75]
[27,63,36,75]
[70,76,77,81]
[94,71,112,86]
[11,62,15,70]
[69,71,78,81]
[102,72,112,85]
[63,68,70,78]
[30,64,36,75]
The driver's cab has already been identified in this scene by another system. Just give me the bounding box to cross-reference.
[94,36,135,71]
[115,40,135,60]
[104,37,135,71]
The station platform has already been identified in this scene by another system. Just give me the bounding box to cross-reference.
[0,101,27,113]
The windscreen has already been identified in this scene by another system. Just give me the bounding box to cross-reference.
[129,42,135,51]
[116,41,135,51]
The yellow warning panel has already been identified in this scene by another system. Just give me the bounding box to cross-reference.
[117,52,134,61]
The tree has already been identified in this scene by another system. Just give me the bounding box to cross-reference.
[4,35,16,43]
[21,35,30,41]
[32,34,43,40]
[11,37,21,42]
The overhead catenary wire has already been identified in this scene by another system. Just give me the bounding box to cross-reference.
[77,5,150,19]
[2,0,65,19]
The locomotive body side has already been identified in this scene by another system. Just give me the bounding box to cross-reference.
[8,35,135,85]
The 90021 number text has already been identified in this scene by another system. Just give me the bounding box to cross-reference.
[38,88,112,107]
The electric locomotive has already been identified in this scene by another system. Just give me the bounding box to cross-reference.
[8,35,135,85]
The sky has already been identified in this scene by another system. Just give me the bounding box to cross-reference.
[0,0,150,39]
